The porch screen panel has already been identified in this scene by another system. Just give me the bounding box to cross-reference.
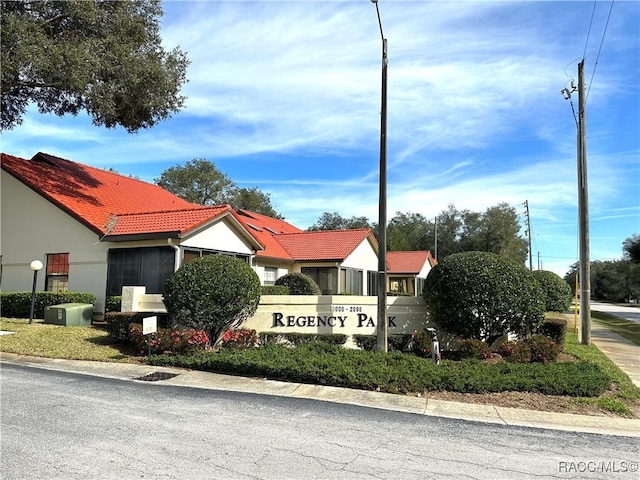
[106,247,175,296]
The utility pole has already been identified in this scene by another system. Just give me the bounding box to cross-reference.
[561,60,591,345]
[372,0,388,352]
[577,59,591,345]
[524,200,533,271]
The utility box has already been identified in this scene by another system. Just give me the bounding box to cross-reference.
[44,303,94,327]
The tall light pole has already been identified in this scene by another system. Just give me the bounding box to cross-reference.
[29,260,43,324]
[371,0,388,352]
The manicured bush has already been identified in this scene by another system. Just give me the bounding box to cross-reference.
[0,291,96,319]
[535,315,567,349]
[259,332,348,346]
[163,255,261,346]
[274,272,322,295]
[104,312,173,340]
[128,323,208,355]
[532,270,573,312]
[408,330,432,358]
[261,285,289,295]
[150,344,611,397]
[352,334,412,352]
[457,339,491,360]
[423,251,545,344]
[220,329,261,349]
[104,296,122,313]
[497,335,561,363]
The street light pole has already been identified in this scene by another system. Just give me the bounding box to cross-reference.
[371,0,388,352]
[29,260,44,324]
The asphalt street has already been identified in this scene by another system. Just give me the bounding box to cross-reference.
[590,302,640,323]
[2,363,639,480]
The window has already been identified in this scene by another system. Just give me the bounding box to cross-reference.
[301,267,337,295]
[106,247,174,296]
[416,277,425,297]
[390,277,407,294]
[367,271,379,296]
[264,267,277,286]
[341,268,362,295]
[46,253,69,292]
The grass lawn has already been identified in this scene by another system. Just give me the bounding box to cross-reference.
[0,318,141,363]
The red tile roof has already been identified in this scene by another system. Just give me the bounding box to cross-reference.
[236,209,303,260]
[387,251,435,274]
[1,152,245,239]
[275,229,377,261]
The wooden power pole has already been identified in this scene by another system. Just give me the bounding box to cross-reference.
[577,59,591,345]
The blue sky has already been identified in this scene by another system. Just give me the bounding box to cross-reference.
[2,0,638,277]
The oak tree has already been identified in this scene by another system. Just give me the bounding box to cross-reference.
[1,0,189,131]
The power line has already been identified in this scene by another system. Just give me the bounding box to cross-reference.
[586,0,615,104]
[582,0,598,60]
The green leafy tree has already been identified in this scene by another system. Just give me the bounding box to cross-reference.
[1,0,188,131]
[387,212,434,252]
[155,158,237,206]
[155,159,283,217]
[308,212,373,231]
[423,251,545,344]
[623,234,640,264]
[532,270,572,312]
[275,272,322,295]
[163,255,261,346]
[231,187,283,219]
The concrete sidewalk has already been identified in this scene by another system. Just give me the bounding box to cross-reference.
[591,321,640,388]
[1,350,639,438]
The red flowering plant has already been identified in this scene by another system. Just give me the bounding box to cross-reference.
[128,324,208,355]
[220,328,260,349]
[408,330,432,358]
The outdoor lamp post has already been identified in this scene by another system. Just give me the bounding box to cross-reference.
[28,260,43,324]
[371,0,388,352]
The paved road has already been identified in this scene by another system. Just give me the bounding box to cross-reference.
[591,302,640,323]
[2,364,638,480]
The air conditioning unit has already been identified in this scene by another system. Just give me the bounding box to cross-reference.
[44,303,93,327]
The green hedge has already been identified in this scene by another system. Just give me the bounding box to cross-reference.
[104,311,173,340]
[352,334,412,352]
[260,285,289,295]
[259,332,347,346]
[149,343,611,397]
[535,315,567,348]
[0,291,97,319]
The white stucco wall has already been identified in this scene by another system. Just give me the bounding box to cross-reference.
[1,172,110,312]
[181,218,254,254]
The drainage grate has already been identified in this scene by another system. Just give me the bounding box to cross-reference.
[135,371,179,382]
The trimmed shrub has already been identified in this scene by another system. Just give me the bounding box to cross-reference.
[0,291,96,319]
[128,324,208,355]
[274,272,322,295]
[104,296,122,313]
[163,255,261,346]
[535,315,567,349]
[457,339,491,360]
[220,329,261,349]
[423,251,545,344]
[497,335,561,363]
[352,334,412,352]
[261,285,289,295]
[150,345,611,397]
[259,332,347,346]
[532,270,572,312]
[104,312,173,340]
[408,330,432,358]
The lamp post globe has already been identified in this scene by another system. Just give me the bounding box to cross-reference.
[30,260,43,272]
